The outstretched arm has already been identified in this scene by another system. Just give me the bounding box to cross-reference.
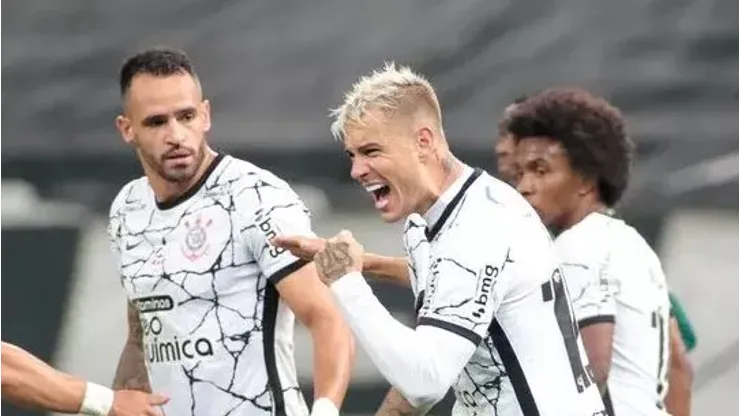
[272,236,410,287]
[313,230,505,412]
[1,341,168,415]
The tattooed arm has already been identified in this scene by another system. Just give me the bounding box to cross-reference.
[112,302,151,392]
[313,231,477,411]
[375,388,422,416]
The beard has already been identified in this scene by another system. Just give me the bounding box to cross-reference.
[140,143,207,184]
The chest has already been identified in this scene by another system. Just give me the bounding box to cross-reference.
[116,203,253,298]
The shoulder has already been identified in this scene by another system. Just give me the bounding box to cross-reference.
[223,157,301,202]
[555,213,614,263]
[223,156,311,228]
[449,173,544,241]
[109,177,149,220]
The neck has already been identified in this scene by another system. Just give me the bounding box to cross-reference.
[416,152,463,214]
[561,197,608,230]
[146,149,216,204]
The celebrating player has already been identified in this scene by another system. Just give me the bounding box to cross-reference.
[1,341,168,415]
[507,87,674,415]
[278,63,607,415]
[107,47,353,416]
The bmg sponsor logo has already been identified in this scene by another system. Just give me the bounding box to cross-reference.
[472,265,498,319]
[254,208,286,258]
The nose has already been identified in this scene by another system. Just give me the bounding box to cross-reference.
[350,157,370,181]
[164,118,187,145]
[515,172,534,197]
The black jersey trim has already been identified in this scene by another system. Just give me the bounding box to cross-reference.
[425,168,483,241]
[601,386,616,416]
[414,290,426,315]
[578,315,616,329]
[268,259,310,285]
[263,283,287,416]
[489,318,541,415]
[417,317,482,346]
[156,153,225,210]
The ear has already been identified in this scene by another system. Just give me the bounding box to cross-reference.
[578,175,599,197]
[201,99,212,133]
[415,126,434,161]
[115,114,135,146]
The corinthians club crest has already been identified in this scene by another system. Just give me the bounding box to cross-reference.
[181,216,213,261]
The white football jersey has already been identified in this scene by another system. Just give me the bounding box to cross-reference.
[405,166,607,416]
[108,154,313,416]
[555,213,671,415]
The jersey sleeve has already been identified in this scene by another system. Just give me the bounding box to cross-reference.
[239,181,316,285]
[560,258,617,328]
[416,228,514,346]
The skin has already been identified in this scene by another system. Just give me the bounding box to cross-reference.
[115,72,214,203]
[281,104,460,415]
[494,134,517,185]
[664,318,693,416]
[514,136,614,393]
[2,341,168,415]
[113,71,353,408]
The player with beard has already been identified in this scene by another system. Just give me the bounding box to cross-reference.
[107,47,353,416]
[507,87,673,415]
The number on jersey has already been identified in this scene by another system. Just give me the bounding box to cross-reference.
[541,268,594,393]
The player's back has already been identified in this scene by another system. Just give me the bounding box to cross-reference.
[108,154,312,416]
[555,213,670,415]
[406,166,606,416]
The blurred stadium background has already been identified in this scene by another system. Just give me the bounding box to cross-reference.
[2,1,738,415]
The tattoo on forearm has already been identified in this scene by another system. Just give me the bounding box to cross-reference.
[112,303,152,392]
[375,388,422,416]
[315,241,353,284]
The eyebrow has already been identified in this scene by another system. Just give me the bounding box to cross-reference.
[141,106,197,125]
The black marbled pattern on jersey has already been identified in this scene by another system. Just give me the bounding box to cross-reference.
[404,208,511,415]
[108,156,309,416]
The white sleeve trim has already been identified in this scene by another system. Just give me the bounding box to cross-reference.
[331,272,476,410]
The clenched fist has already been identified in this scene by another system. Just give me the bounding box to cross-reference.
[312,230,365,285]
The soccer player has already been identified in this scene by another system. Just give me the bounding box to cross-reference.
[495,96,528,185]
[508,87,672,415]
[278,63,607,415]
[107,47,353,416]
[1,341,167,415]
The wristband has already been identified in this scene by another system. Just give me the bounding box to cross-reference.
[311,397,339,416]
[79,382,114,416]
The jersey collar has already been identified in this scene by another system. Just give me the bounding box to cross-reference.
[156,153,226,211]
[422,164,482,241]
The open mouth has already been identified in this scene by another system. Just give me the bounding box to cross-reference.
[365,183,391,209]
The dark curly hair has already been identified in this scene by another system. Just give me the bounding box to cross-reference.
[119,47,197,96]
[497,95,529,135]
[505,87,634,206]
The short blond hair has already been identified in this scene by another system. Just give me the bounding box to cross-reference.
[330,62,442,141]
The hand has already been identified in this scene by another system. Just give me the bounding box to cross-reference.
[313,230,364,285]
[109,390,169,416]
[271,235,327,261]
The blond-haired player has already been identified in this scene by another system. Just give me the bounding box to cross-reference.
[275,63,607,416]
